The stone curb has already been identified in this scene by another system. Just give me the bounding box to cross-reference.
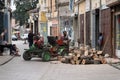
[109,63,120,70]
[0,56,15,66]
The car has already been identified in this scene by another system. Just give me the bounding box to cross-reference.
[12,35,18,41]
[21,34,28,40]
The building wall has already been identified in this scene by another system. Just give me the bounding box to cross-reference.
[91,0,100,10]
[79,1,86,14]
[59,0,69,3]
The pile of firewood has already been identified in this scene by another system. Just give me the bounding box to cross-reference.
[58,46,107,65]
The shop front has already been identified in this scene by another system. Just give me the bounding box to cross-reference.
[115,12,120,58]
[106,0,120,58]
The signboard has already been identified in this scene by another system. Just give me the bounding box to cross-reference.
[86,0,90,12]
[39,12,47,22]
[69,0,74,11]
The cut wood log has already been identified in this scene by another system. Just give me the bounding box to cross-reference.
[94,60,101,64]
[71,60,75,65]
[81,59,93,64]
[76,60,81,65]
[81,55,92,60]
[100,58,107,64]
[92,54,99,59]
[84,50,89,56]
[76,53,81,57]
[97,51,103,55]
[57,56,62,61]
[73,56,78,61]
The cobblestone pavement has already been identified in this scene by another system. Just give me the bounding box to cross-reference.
[0,41,120,80]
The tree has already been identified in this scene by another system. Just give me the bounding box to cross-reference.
[0,0,4,10]
[13,0,38,26]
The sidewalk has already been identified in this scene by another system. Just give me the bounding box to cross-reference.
[0,52,14,66]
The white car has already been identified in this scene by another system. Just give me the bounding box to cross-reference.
[21,34,28,40]
[12,35,18,41]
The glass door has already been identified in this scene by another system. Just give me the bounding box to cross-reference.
[116,14,120,58]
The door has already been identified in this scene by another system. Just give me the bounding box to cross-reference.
[86,11,90,45]
[101,8,112,57]
[80,14,84,44]
[115,14,120,58]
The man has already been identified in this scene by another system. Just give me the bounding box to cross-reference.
[61,31,70,55]
[0,29,13,55]
[98,33,103,50]
[28,30,34,48]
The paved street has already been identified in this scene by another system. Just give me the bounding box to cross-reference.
[0,41,120,80]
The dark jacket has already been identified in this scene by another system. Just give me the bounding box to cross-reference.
[28,33,34,43]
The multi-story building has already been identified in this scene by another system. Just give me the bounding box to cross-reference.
[45,0,59,37]
[73,0,116,58]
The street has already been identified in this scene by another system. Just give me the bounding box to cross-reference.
[0,40,120,80]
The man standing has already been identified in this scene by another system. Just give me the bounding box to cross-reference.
[28,30,34,48]
[61,31,70,55]
[98,33,103,50]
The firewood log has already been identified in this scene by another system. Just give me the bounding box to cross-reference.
[73,56,78,61]
[94,60,101,64]
[81,59,93,64]
[71,60,75,65]
[76,60,81,65]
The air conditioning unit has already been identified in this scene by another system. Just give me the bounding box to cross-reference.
[74,13,78,17]
[71,13,78,17]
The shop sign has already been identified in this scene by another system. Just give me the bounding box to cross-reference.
[86,0,90,12]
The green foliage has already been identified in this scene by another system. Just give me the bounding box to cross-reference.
[13,0,38,26]
[0,0,4,10]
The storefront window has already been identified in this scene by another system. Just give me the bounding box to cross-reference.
[116,14,120,57]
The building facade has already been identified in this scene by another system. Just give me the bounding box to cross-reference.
[73,0,116,58]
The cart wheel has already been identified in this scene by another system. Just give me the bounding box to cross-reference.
[23,51,32,61]
[42,51,51,61]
